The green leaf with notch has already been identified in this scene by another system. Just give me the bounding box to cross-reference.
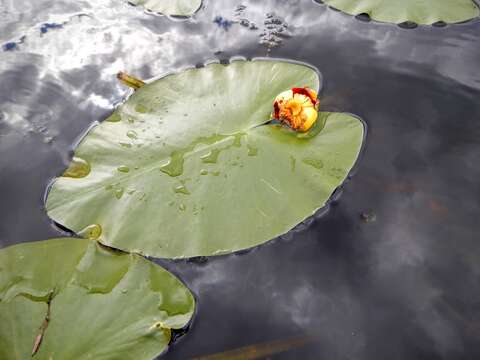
[46,60,365,258]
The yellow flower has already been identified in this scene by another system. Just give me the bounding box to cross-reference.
[272,87,319,132]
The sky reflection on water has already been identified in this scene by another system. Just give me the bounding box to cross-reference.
[1,0,480,359]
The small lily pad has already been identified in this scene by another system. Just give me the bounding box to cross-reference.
[46,60,365,258]
[322,0,480,25]
[130,0,202,16]
[0,238,195,359]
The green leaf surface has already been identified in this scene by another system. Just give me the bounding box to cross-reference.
[0,238,195,359]
[130,0,202,16]
[322,0,480,24]
[46,60,364,258]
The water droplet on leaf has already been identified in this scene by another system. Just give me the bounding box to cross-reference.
[160,150,185,177]
[174,184,190,195]
[135,104,148,113]
[115,188,124,199]
[233,133,243,147]
[127,130,138,139]
[106,112,121,122]
[247,144,258,156]
[62,157,91,178]
[302,157,323,169]
[201,149,221,164]
[117,165,130,173]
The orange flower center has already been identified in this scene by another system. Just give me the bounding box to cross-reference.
[273,89,319,132]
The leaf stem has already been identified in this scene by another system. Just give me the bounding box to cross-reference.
[31,290,55,357]
[117,71,146,90]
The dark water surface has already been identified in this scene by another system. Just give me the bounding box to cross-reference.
[1,0,480,359]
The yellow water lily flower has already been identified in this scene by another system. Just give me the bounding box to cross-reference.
[272,87,319,132]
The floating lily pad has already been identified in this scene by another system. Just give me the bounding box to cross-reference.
[0,238,195,359]
[46,60,365,258]
[130,0,202,16]
[322,0,480,24]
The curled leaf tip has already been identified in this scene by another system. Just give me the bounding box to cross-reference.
[78,224,102,240]
[149,321,168,331]
[117,71,146,90]
[272,87,319,132]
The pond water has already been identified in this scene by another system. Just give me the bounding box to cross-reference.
[1,0,480,358]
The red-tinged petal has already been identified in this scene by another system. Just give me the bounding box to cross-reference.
[274,101,280,119]
[272,87,319,132]
[292,87,316,104]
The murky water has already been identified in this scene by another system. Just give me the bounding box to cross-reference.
[1,0,480,358]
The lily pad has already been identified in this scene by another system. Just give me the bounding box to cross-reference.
[322,0,480,24]
[0,238,195,359]
[46,60,365,258]
[130,0,202,16]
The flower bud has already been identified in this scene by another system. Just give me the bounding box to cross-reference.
[272,87,319,132]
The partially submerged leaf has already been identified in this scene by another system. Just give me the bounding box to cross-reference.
[130,0,202,17]
[322,0,480,25]
[46,60,365,258]
[0,238,195,359]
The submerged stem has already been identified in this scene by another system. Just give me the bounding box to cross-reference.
[117,71,145,90]
[191,335,316,360]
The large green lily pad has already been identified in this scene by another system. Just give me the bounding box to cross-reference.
[46,60,364,258]
[130,0,202,16]
[322,0,480,24]
[0,238,195,359]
